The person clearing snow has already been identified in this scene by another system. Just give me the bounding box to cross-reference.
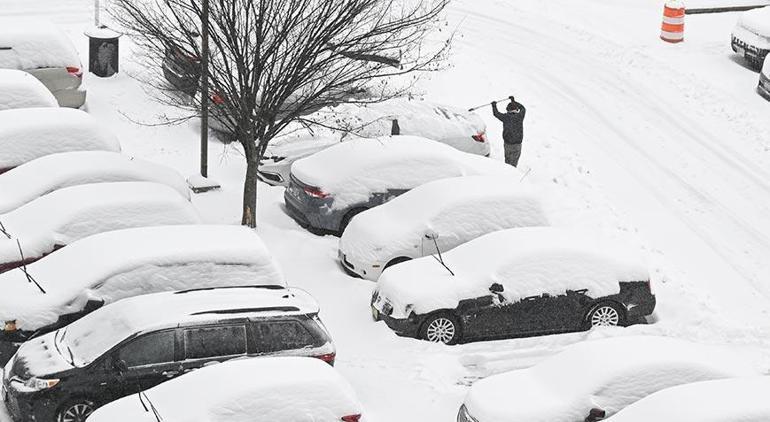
[492,96,526,167]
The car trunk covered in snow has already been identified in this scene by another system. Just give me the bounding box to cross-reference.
[0,225,285,332]
[0,151,190,213]
[0,70,58,112]
[0,19,81,70]
[0,107,120,173]
[87,356,362,422]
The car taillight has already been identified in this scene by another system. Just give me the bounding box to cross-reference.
[341,415,361,422]
[211,94,225,105]
[472,132,486,143]
[66,66,82,78]
[304,186,329,199]
[315,352,336,365]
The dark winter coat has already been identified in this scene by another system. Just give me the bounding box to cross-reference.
[493,102,526,144]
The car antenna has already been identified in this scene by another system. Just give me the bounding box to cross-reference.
[428,235,455,276]
[0,220,10,239]
[15,239,45,294]
[138,390,163,422]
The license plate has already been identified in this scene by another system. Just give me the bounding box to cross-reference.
[736,46,745,56]
[371,306,380,321]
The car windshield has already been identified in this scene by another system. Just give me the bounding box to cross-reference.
[59,307,135,367]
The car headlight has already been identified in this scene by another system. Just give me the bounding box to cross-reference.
[22,377,60,391]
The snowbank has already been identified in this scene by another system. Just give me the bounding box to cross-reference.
[292,135,518,210]
[340,176,548,279]
[0,19,81,70]
[376,227,648,318]
[0,70,58,112]
[463,336,763,422]
[88,357,362,422]
[0,108,120,171]
[0,151,189,213]
[604,376,770,422]
[0,225,285,331]
[0,182,200,265]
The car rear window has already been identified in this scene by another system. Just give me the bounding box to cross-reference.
[184,325,247,360]
[249,319,326,353]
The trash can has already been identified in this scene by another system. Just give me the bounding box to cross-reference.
[84,26,121,77]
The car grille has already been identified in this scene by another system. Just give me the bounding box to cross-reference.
[382,302,393,316]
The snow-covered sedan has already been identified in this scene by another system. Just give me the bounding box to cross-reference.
[259,99,489,186]
[87,357,363,422]
[0,151,189,213]
[0,181,200,273]
[2,287,334,422]
[285,136,518,235]
[0,107,120,174]
[458,336,762,422]
[759,55,770,100]
[339,176,548,280]
[0,225,285,365]
[0,69,59,112]
[731,6,770,69]
[603,376,770,422]
[371,227,655,344]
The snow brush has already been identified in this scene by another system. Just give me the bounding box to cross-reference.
[468,96,515,112]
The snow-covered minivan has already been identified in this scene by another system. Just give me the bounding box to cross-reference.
[731,6,770,70]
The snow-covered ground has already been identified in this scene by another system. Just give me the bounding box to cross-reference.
[2,0,770,421]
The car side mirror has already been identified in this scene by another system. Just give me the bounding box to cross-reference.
[585,408,606,422]
[489,283,504,294]
[83,299,105,313]
[423,229,439,240]
[115,359,128,374]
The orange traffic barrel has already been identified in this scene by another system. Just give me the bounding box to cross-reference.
[661,1,685,43]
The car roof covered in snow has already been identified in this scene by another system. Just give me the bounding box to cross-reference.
[0,151,190,213]
[0,70,59,112]
[0,19,81,69]
[291,135,518,209]
[0,107,120,171]
[603,376,770,422]
[736,6,770,38]
[0,225,285,331]
[464,336,763,422]
[376,227,649,317]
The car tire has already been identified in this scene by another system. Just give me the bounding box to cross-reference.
[56,399,96,422]
[384,256,411,270]
[338,207,367,235]
[586,302,625,329]
[420,312,461,345]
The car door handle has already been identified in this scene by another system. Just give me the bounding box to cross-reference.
[523,295,540,301]
[161,370,180,378]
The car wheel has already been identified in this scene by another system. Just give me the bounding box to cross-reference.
[420,313,461,345]
[57,399,96,422]
[384,256,411,270]
[587,302,625,328]
[338,208,367,234]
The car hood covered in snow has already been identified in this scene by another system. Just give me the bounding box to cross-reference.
[0,151,190,213]
[10,331,74,379]
[733,6,770,48]
[0,225,285,331]
[463,336,763,422]
[0,70,58,113]
[88,357,362,422]
[376,227,648,318]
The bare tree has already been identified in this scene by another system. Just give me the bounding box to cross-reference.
[111,0,451,227]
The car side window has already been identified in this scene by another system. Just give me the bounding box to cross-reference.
[183,325,247,360]
[250,321,316,353]
[117,331,176,368]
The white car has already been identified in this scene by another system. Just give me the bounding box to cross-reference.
[731,6,770,69]
[87,357,363,422]
[0,151,190,213]
[339,176,548,280]
[0,224,285,364]
[458,336,762,422]
[759,55,769,100]
[0,19,87,107]
[259,99,489,186]
[0,69,59,111]
[0,108,120,174]
[0,181,201,273]
[603,376,770,422]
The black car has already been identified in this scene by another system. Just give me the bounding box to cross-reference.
[1,286,333,422]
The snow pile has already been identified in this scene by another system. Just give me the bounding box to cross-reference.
[292,135,519,210]
[340,176,548,278]
[0,151,190,213]
[733,6,770,49]
[0,225,285,331]
[376,227,648,318]
[0,19,81,69]
[0,70,58,111]
[0,182,200,265]
[463,336,763,422]
[605,376,770,422]
[0,108,120,171]
[88,357,362,422]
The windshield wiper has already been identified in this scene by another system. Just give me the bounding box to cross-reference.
[138,391,163,422]
[14,239,45,294]
[429,237,455,276]
[0,220,10,239]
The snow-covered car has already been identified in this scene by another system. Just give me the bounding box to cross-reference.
[457,336,762,422]
[759,55,770,100]
[0,224,285,365]
[1,287,334,422]
[0,69,59,112]
[0,19,87,107]
[259,99,490,186]
[0,181,200,273]
[371,227,655,344]
[731,6,770,69]
[602,376,770,422]
[86,356,363,422]
[0,107,120,174]
[0,151,190,214]
[285,136,518,235]
[339,176,548,280]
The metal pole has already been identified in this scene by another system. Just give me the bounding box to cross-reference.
[94,0,100,26]
[200,0,209,178]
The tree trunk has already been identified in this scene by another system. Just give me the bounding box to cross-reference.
[242,145,259,228]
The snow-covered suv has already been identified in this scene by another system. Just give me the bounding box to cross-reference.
[731,6,770,70]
